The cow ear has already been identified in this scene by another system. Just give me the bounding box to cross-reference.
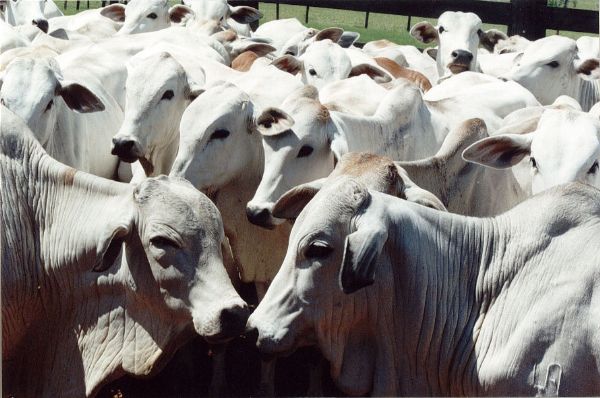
[256,107,294,136]
[58,81,105,113]
[410,21,438,44]
[169,5,194,24]
[229,6,262,24]
[272,179,326,220]
[48,28,69,40]
[424,47,438,60]
[93,221,132,272]
[243,43,276,57]
[349,63,391,83]
[339,221,387,294]
[271,55,302,75]
[186,70,206,101]
[462,133,533,169]
[100,4,126,23]
[315,27,344,43]
[338,31,360,48]
[478,29,508,52]
[396,166,447,211]
[574,57,600,81]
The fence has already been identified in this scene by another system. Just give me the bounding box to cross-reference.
[65,0,599,40]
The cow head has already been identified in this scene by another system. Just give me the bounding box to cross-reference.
[5,0,48,33]
[501,35,600,108]
[247,176,391,395]
[170,81,260,193]
[246,86,336,228]
[463,105,600,194]
[116,0,194,35]
[111,51,204,173]
[0,57,105,147]
[411,11,507,78]
[271,39,389,89]
[183,0,261,32]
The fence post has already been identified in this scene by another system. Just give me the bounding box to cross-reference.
[305,6,309,23]
[509,0,546,40]
[365,11,369,29]
[276,2,280,19]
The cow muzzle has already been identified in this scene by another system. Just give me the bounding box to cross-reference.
[201,303,251,344]
[448,49,474,74]
[32,18,49,33]
[111,137,144,163]
[245,204,276,229]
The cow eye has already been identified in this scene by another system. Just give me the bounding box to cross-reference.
[546,61,559,68]
[45,99,53,112]
[438,26,445,34]
[308,68,317,76]
[285,50,296,56]
[147,12,158,19]
[305,242,333,259]
[530,157,537,169]
[210,129,230,140]
[150,236,180,249]
[297,145,313,158]
[161,90,174,101]
[589,161,599,175]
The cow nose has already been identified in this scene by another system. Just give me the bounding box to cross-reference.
[32,19,49,33]
[219,304,251,337]
[111,138,139,163]
[246,205,274,229]
[451,49,474,64]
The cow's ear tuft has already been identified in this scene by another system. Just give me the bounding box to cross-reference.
[271,55,303,75]
[315,27,344,43]
[462,133,533,169]
[169,5,194,24]
[478,29,508,52]
[255,107,294,136]
[229,6,262,24]
[410,21,438,44]
[100,3,126,22]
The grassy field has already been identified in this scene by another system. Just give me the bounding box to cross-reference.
[57,0,597,45]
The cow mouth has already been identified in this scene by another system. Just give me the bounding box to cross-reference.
[448,63,470,74]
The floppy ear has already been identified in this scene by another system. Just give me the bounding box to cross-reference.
[58,81,105,113]
[256,107,295,136]
[272,178,326,220]
[349,63,391,83]
[574,57,600,81]
[462,133,533,169]
[338,31,360,48]
[93,221,132,272]
[229,5,262,24]
[186,80,205,101]
[169,4,194,24]
[100,4,126,22]
[478,29,508,52]
[396,166,446,211]
[315,27,344,43]
[243,43,276,57]
[424,47,438,60]
[339,220,388,294]
[48,28,69,40]
[271,55,303,75]
[410,21,438,44]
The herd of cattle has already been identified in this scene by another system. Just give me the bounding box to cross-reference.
[2,0,600,396]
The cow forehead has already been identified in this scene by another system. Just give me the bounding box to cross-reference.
[2,59,58,106]
[522,36,576,63]
[190,0,229,19]
[438,11,482,29]
[536,111,600,156]
[293,177,370,239]
[127,54,186,94]
[127,0,167,14]
[136,177,223,236]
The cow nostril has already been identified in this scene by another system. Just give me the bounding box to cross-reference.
[220,305,250,333]
[246,206,272,228]
[111,139,138,162]
[451,51,458,58]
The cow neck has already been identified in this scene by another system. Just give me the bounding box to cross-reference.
[381,199,501,396]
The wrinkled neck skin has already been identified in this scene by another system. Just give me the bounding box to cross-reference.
[577,78,600,112]
[212,136,291,283]
[321,200,519,396]
[331,92,442,161]
[2,149,189,397]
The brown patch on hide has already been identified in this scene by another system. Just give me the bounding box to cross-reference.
[231,51,259,72]
[374,57,432,92]
[63,167,77,186]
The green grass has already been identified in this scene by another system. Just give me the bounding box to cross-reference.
[57,0,596,45]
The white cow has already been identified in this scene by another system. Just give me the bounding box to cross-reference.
[48,4,125,39]
[253,18,309,54]
[248,176,600,396]
[271,39,391,89]
[2,106,249,397]
[110,47,296,179]
[0,18,30,53]
[463,106,600,194]
[247,77,538,227]
[410,11,507,80]
[183,0,262,37]
[116,0,194,35]
[501,35,600,111]
[397,118,526,216]
[2,0,62,32]
[0,56,124,179]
